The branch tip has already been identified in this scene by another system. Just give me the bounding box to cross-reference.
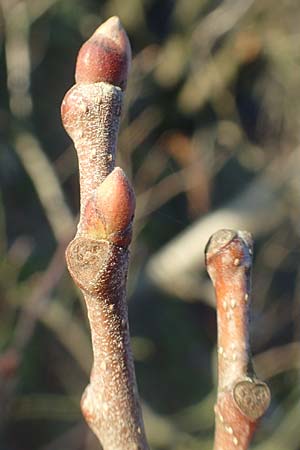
[75,16,131,89]
[205,229,237,262]
[205,229,253,270]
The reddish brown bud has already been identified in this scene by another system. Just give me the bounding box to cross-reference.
[83,199,107,241]
[75,16,131,89]
[83,167,135,247]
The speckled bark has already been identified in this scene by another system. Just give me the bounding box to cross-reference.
[61,17,149,450]
[61,82,122,222]
[66,238,147,449]
[205,230,270,450]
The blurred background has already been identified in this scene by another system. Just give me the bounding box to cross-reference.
[0,0,300,449]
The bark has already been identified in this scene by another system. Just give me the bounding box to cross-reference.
[205,229,270,450]
[61,16,149,450]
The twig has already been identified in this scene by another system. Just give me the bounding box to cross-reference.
[61,17,149,450]
[205,229,270,450]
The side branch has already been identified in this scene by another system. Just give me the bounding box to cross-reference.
[205,229,270,450]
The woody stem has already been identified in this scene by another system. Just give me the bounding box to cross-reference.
[205,229,270,450]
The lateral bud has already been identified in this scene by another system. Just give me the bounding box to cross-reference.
[83,167,135,247]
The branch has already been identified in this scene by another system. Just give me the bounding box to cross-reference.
[205,229,270,450]
[61,17,149,450]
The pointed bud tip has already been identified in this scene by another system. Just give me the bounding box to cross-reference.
[94,16,122,40]
[96,167,135,223]
[75,16,131,89]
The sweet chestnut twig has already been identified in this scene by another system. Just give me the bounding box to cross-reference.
[205,230,270,450]
[61,17,149,450]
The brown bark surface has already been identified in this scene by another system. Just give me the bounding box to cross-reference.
[205,230,270,450]
[62,17,149,450]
